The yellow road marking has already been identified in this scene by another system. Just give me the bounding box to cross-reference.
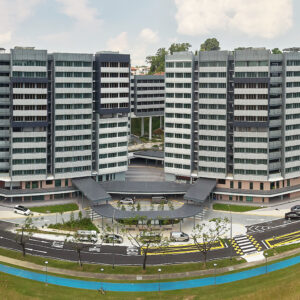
[265,230,300,248]
[142,241,225,256]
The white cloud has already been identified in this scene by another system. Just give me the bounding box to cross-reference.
[0,0,41,44]
[106,32,129,53]
[56,0,101,26]
[139,28,159,44]
[174,0,293,39]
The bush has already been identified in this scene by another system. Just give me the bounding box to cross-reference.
[48,218,99,232]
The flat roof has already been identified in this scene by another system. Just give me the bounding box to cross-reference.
[133,150,164,160]
[72,177,111,204]
[184,178,216,203]
[100,181,189,195]
[93,203,202,220]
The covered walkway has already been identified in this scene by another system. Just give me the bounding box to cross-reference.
[184,178,216,203]
[72,177,111,205]
[92,203,202,220]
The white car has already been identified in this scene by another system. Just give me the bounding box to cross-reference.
[14,205,31,216]
[119,197,134,205]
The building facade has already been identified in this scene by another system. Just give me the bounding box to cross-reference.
[0,47,130,201]
[130,74,164,139]
[164,48,300,203]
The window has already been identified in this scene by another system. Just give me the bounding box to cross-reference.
[230,181,234,189]
[55,180,61,187]
[238,182,242,189]
[260,182,264,190]
[249,182,253,190]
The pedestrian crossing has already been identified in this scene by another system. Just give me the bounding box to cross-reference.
[231,235,262,255]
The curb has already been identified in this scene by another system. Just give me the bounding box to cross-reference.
[0,247,299,281]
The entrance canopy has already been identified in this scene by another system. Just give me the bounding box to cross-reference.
[92,203,202,220]
[100,181,190,195]
[184,178,216,203]
[72,177,111,204]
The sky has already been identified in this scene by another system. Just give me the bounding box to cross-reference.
[0,0,299,65]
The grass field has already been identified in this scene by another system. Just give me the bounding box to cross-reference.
[213,203,262,212]
[0,258,299,299]
[30,203,79,214]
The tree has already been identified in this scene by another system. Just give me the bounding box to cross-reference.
[191,217,229,267]
[272,48,282,54]
[65,231,97,267]
[121,217,169,270]
[146,48,168,74]
[200,38,220,51]
[169,42,192,55]
[15,217,36,257]
[146,43,192,74]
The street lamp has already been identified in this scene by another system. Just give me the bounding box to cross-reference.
[158,268,161,293]
[213,263,217,285]
[45,261,48,286]
[100,268,104,291]
[227,204,233,260]
[265,253,268,273]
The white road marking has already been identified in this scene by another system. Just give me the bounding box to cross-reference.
[29,238,49,244]
[25,248,47,254]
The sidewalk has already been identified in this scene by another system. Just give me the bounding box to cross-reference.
[0,247,299,281]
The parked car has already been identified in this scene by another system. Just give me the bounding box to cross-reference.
[170,231,189,242]
[102,234,123,244]
[140,231,161,243]
[285,211,300,220]
[14,205,31,216]
[127,246,139,256]
[291,205,300,213]
[119,197,134,205]
[77,230,98,243]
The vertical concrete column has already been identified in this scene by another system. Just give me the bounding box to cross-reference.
[141,117,144,136]
[160,116,163,129]
[149,116,152,140]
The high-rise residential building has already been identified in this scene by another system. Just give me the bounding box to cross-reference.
[0,47,130,201]
[164,48,300,203]
[130,74,164,139]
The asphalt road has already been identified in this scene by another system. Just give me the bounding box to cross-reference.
[0,218,298,266]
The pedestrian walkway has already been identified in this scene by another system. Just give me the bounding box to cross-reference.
[0,255,299,292]
[232,235,262,255]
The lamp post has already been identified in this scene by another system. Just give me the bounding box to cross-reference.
[45,261,48,286]
[265,253,268,273]
[213,263,217,285]
[158,268,161,293]
[100,268,104,291]
[227,204,233,260]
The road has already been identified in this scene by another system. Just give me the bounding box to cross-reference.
[0,218,298,266]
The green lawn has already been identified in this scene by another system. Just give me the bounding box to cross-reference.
[213,203,262,212]
[30,203,79,214]
[48,218,99,232]
[0,258,299,299]
[264,242,300,257]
